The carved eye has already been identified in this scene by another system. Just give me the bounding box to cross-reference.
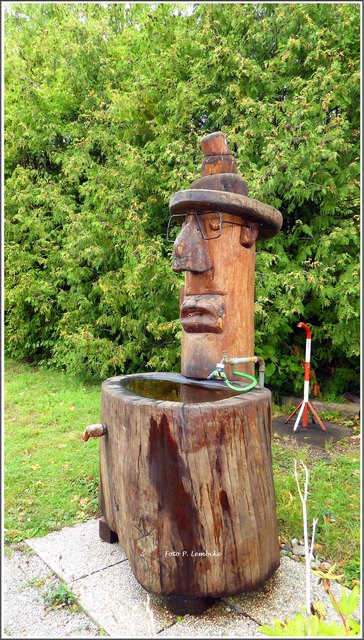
[209,217,221,231]
[197,212,222,239]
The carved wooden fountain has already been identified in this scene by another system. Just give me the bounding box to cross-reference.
[84,132,283,615]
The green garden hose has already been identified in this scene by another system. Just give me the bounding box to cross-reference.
[224,370,257,392]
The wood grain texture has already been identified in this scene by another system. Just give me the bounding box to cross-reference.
[99,374,280,598]
[190,173,248,196]
[202,155,237,176]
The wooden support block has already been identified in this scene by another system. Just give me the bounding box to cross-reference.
[167,595,217,616]
[99,516,118,544]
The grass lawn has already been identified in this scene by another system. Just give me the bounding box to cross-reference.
[4,359,360,588]
[271,433,360,588]
[4,359,101,542]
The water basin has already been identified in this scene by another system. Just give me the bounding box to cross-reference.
[122,375,244,403]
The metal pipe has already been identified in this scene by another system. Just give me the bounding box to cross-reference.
[220,353,265,387]
[256,356,265,388]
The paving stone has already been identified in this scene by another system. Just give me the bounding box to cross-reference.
[26,518,126,582]
[72,560,176,637]
[20,520,360,638]
[158,601,264,637]
[3,548,101,638]
[224,555,357,627]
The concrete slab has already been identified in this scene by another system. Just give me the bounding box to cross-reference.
[224,555,356,627]
[3,545,101,638]
[24,518,359,638]
[158,601,263,637]
[26,518,126,582]
[72,561,176,637]
[272,415,352,448]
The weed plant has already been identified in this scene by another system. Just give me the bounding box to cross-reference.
[44,582,79,610]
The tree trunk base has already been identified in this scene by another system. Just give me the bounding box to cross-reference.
[99,373,280,598]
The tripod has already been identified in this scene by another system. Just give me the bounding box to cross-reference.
[285,322,326,432]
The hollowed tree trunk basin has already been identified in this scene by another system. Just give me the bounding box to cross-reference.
[99,373,280,599]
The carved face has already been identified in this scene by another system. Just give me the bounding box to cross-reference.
[172,211,259,334]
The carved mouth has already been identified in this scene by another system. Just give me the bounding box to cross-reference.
[180,295,225,333]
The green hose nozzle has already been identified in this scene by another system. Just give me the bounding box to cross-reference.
[207,366,257,392]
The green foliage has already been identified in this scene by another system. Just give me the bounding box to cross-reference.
[44,582,79,609]
[259,586,360,636]
[4,3,360,392]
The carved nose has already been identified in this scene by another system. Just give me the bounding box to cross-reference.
[172,219,212,273]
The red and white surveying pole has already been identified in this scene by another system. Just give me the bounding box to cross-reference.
[285,322,326,432]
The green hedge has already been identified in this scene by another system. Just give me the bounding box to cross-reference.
[5,3,360,395]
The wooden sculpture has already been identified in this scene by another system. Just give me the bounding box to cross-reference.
[169,132,282,380]
[85,132,283,615]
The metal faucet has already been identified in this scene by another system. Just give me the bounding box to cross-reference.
[208,352,265,388]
